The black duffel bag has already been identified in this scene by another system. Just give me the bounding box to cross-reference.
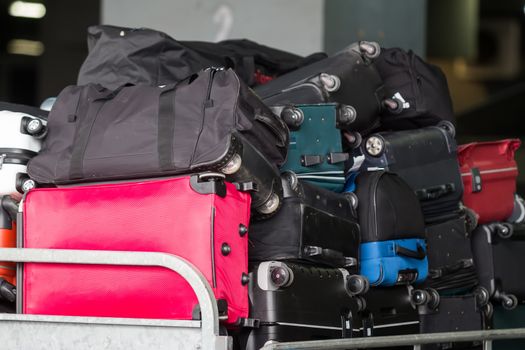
[77,25,327,90]
[375,47,455,131]
[28,68,289,217]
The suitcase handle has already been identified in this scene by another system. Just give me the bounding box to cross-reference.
[415,183,455,201]
[395,243,426,260]
[303,245,357,267]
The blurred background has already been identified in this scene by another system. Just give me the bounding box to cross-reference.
[0,0,524,175]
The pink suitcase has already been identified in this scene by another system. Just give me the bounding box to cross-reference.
[22,174,251,324]
[458,139,521,224]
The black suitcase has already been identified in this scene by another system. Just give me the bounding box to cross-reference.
[235,261,368,350]
[424,216,478,293]
[249,172,360,269]
[419,294,492,350]
[471,223,525,311]
[360,286,420,337]
[374,47,455,131]
[27,68,289,218]
[354,171,428,286]
[254,41,385,134]
[359,123,463,224]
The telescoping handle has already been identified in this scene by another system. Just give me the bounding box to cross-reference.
[0,248,229,350]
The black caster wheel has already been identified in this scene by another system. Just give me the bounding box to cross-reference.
[364,135,384,157]
[495,222,514,239]
[344,191,358,210]
[282,171,299,192]
[437,120,456,138]
[382,98,404,114]
[346,274,369,296]
[474,286,490,308]
[501,294,518,310]
[464,206,479,233]
[281,107,304,130]
[359,41,380,59]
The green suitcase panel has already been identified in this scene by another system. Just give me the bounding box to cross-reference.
[278,104,350,191]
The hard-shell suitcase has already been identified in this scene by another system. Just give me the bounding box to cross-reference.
[271,103,361,192]
[255,42,385,134]
[471,223,525,311]
[78,25,327,89]
[355,171,428,286]
[419,294,492,350]
[360,286,420,337]
[0,102,48,196]
[359,123,463,224]
[22,174,251,324]
[27,68,289,217]
[374,47,455,131]
[235,261,368,350]
[458,139,521,224]
[249,172,360,270]
[424,216,478,293]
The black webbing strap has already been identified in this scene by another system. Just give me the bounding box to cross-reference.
[69,85,121,180]
[158,84,178,171]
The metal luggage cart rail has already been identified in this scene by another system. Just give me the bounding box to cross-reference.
[0,247,230,350]
[2,247,525,350]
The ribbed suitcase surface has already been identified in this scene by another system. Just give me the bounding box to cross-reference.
[22,175,251,323]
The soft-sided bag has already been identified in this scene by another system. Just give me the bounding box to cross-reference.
[77,25,327,89]
[375,48,455,130]
[458,139,520,225]
[28,68,289,216]
[354,171,428,286]
[23,175,251,324]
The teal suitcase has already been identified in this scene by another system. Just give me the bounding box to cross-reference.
[271,103,360,192]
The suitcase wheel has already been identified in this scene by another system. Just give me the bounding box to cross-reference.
[282,171,299,192]
[15,174,36,194]
[280,107,304,130]
[493,222,513,239]
[21,116,47,139]
[256,192,280,215]
[338,105,357,127]
[269,264,294,288]
[463,206,478,233]
[474,286,490,308]
[342,131,362,149]
[344,191,358,210]
[382,98,404,114]
[358,41,381,59]
[411,288,439,310]
[319,73,341,92]
[437,120,456,138]
[346,274,369,296]
[219,153,242,175]
[494,291,518,310]
[364,135,384,156]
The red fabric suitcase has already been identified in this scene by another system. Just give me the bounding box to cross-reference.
[458,139,521,224]
[22,174,251,324]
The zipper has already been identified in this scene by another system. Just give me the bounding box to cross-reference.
[460,167,518,177]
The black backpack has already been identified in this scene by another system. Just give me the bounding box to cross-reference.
[77,25,327,90]
[375,48,455,131]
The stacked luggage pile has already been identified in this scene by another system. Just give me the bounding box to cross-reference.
[0,25,524,349]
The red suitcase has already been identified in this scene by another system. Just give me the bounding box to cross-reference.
[458,139,521,224]
[22,174,251,324]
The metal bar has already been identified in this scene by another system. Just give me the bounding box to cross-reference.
[260,328,525,350]
[0,248,224,350]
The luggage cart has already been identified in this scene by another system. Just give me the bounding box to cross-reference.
[1,247,525,350]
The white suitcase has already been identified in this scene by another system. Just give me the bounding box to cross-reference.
[0,103,47,195]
